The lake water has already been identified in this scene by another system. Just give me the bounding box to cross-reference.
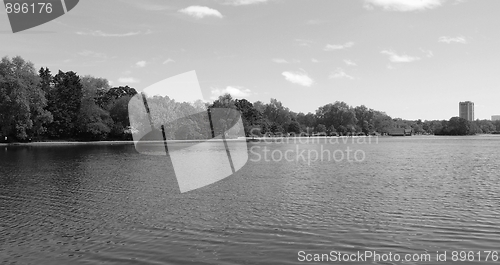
[1,136,500,264]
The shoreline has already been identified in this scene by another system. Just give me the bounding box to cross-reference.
[0,138,250,146]
[2,134,497,146]
[1,136,369,146]
[0,141,136,146]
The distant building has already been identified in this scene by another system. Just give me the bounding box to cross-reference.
[387,128,412,136]
[459,101,474,121]
[492,115,500,121]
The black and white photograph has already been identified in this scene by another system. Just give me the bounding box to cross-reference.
[1,0,500,264]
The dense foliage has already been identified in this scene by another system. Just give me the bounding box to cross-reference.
[1,56,499,142]
[1,56,138,141]
[207,94,500,137]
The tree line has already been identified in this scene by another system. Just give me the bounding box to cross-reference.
[211,94,500,137]
[1,56,499,142]
[1,56,137,141]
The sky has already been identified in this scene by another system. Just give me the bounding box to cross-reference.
[1,0,499,120]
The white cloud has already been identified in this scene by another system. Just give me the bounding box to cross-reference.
[438,36,467,44]
[223,0,269,5]
[324,42,354,51]
[178,6,223,19]
[163,58,175,64]
[344,59,357,66]
[329,68,354,79]
[135,61,147,67]
[76,30,141,37]
[282,71,314,87]
[118,77,140,84]
[364,0,444,11]
[210,86,251,99]
[381,50,421,63]
[272,58,289,63]
[311,58,319,63]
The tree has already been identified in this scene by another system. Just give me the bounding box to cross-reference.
[327,125,337,135]
[493,120,500,132]
[235,99,262,136]
[46,71,83,138]
[270,123,284,134]
[108,95,134,138]
[77,103,113,140]
[0,56,52,140]
[38,67,52,94]
[372,111,393,134]
[474,120,495,134]
[411,119,425,135]
[435,117,473,135]
[75,76,114,139]
[315,101,358,134]
[80,75,109,103]
[422,120,443,135]
[450,117,471,135]
[175,122,199,140]
[354,105,374,134]
[210,93,236,109]
[253,101,266,114]
[263,98,292,128]
[296,112,316,128]
[287,121,301,134]
[101,85,137,109]
[315,124,327,135]
[337,125,347,135]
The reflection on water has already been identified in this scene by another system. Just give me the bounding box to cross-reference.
[1,136,500,264]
